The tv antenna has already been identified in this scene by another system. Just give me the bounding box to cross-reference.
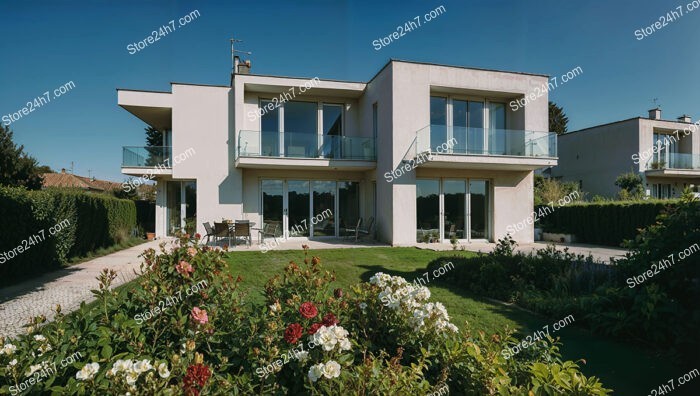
[230,38,251,75]
[652,98,660,108]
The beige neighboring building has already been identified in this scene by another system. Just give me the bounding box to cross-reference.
[117,59,557,244]
[552,108,700,199]
[42,169,122,192]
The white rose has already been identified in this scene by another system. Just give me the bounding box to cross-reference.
[33,335,47,342]
[308,363,324,382]
[8,359,18,366]
[133,359,152,374]
[322,360,341,379]
[157,362,170,378]
[2,344,17,355]
[125,371,139,385]
[76,362,99,381]
[339,338,352,351]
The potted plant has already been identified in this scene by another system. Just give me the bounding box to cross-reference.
[146,231,156,240]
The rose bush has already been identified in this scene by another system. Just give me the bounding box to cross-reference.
[0,236,611,395]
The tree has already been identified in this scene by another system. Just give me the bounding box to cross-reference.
[549,101,569,135]
[534,174,582,206]
[614,171,645,200]
[0,124,44,189]
[145,126,164,166]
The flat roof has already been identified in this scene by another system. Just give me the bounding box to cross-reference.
[561,116,697,137]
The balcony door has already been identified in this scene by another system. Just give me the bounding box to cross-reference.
[432,97,492,155]
[166,180,197,236]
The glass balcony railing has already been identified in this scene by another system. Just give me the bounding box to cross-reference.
[237,131,376,160]
[646,153,700,170]
[122,146,172,168]
[414,125,557,158]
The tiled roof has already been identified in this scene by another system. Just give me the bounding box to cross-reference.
[41,173,121,191]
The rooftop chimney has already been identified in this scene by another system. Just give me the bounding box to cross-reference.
[678,114,692,123]
[238,59,251,74]
[648,107,662,120]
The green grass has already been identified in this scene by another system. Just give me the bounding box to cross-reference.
[224,247,694,395]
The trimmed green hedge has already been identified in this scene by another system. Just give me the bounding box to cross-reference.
[537,200,677,247]
[0,187,136,285]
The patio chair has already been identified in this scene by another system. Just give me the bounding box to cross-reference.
[213,222,231,246]
[357,216,375,241]
[203,222,217,245]
[343,218,362,241]
[234,220,252,247]
[258,222,279,244]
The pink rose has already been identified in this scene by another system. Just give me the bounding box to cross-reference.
[191,307,208,325]
[176,261,194,276]
[187,247,197,257]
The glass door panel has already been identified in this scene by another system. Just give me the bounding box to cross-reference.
[452,100,467,154]
[284,101,317,157]
[489,103,507,155]
[416,179,440,242]
[339,181,360,237]
[443,180,465,240]
[467,101,484,154]
[166,182,182,236]
[261,180,284,237]
[287,180,310,236]
[430,97,447,151]
[312,181,335,236]
[261,100,280,156]
[184,181,197,235]
[469,180,489,240]
[322,104,343,158]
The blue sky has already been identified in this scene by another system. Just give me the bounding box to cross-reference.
[1,0,699,181]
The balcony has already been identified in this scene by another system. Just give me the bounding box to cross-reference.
[235,131,376,170]
[403,125,557,171]
[645,153,700,178]
[121,146,173,176]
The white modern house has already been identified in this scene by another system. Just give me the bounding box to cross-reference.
[552,108,700,199]
[118,59,557,245]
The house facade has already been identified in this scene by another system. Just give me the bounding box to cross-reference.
[118,60,557,244]
[552,108,700,199]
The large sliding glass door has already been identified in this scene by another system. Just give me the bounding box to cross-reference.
[261,179,360,238]
[416,178,490,242]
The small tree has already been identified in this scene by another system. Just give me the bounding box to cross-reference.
[614,171,645,200]
[0,124,44,189]
[549,101,569,135]
[145,126,164,166]
[534,175,582,206]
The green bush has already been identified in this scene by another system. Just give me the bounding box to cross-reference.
[537,200,676,246]
[0,187,136,285]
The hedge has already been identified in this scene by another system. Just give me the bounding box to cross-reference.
[0,187,136,286]
[537,200,677,247]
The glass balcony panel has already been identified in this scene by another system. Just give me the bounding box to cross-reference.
[122,146,172,167]
[237,131,375,160]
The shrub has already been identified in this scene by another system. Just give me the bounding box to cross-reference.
[0,187,136,285]
[0,238,610,395]
[537,200,675,246]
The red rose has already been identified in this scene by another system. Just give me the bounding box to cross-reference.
[322,313,338,327]
[183,363,211,395]
[284,323,303,344]
[308,322,323,335]
[299,302,318,319]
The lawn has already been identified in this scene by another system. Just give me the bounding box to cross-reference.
[224,247,692,395]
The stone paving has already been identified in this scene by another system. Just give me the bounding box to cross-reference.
[0,240,163,339]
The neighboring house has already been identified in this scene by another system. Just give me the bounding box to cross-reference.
[117,59,557,244]
[552,108,700,199]
[42,169,122,192]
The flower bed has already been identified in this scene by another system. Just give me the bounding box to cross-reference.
[0,236,611,395]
